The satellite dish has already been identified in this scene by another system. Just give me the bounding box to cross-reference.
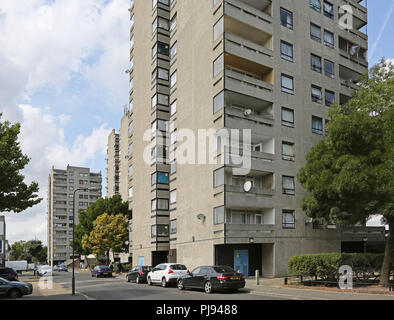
[243,181,253,192]
[244,109,252,116]
[197,214,205,221]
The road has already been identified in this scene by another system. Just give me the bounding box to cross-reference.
[46,271,286,300]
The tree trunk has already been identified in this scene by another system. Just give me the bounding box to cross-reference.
[379,222,393,287]
[107,250,110,265]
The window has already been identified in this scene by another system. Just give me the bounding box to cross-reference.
[170,161,176,175]
[214,168,224,187]
[312,116,323,135]
[128,187,133,198]
[310,23,321,42]
[152,17,169,33]
[311,54,322,73]
[280,8,293,29]
[282,142,295,161]
[129,165,133,177]
[323,1,334,19]
[152,67,169,81]
[324,30,334,48]
[214,206,225,225]
[170,41,177,59]
[152,42,169,57]
[311,86,323,103]
[151,198,169,211]
[281,74,294,94]
[170,130,177,145]
[213,53,224,77]
[170,100,177,116]
[151,225,169,238]
[152,172,169,185]
[152,119,168,133]
[170,189,177,204]
[325,90,335,106]
[151,93,169,108]
[231,213,246,224]
[129,77,134,90]
[130,35,134,49]
[310,0,321,12]
[213,17,224,41]
[282,107,294,127]
[213,91,224,114]
[280,41,293,62]
[282,210,295,229]
[170,14,177,31]
[128,143,133,155]
[69,179,74,183]
[282,176,295,195]
[324,59,335,78]
[170,220,177,234]
[170,71,177,87]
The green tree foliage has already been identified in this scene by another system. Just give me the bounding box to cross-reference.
[9,239,47,263]
[298,59,394,286]
[82,213,128,264]
[0,114,42,212]
[73,195,131,255]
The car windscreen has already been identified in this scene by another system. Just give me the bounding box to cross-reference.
[142,266,152,271]
[170,264,187,270]
[213,266,236,273]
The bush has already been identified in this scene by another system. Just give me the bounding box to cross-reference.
[288,253,393,282]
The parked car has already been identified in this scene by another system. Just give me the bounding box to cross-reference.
[38,265,53,277]
[126,266,152,284]
[0,268,19,282]
[91,266,112,278]
[147,263,188,287]
[177,265,245,294]
[54,265,68,272]
[0,277,33,298]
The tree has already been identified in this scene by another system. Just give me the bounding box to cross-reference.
[0,114,42,212]
[298,59,394,287]
[72,195,131,255]
[82,213,128,264]
[9,239,47,263]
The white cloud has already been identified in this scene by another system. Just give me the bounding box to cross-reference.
[3,105,111,244]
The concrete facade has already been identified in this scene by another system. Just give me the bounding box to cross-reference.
[47,165,102,266]
[106,129,120,198]
[128,0,368,276]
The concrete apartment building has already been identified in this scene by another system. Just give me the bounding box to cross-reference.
[106,129,121,197]
[0,216,6,267]
[106,107,131,202]
[127,0,368,276]
[47,165,102,266]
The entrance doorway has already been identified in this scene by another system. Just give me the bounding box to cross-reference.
[234,250,249,278]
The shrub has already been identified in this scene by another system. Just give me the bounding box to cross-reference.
[288,253,393,282]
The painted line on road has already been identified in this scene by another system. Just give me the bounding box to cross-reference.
[76,291,96,300]
[249,290,329,300]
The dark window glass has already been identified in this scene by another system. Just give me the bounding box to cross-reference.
[280,8,293,29]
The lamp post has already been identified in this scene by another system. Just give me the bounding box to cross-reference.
[72,187,89,295]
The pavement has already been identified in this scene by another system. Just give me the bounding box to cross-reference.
[11,271,394,300]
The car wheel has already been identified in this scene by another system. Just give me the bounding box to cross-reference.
[126,275,130,282]
[8,289,22,299]
[204,281,213,294]
[147,277,153,286]
[136,276,140,284]
[161,277,167,288]
[177,279,185,290]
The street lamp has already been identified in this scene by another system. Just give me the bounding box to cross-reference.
[72,187,89,295]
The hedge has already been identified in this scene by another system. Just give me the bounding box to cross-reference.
[288,253,394,281]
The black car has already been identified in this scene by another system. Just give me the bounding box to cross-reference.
[91,266,112,278]
[126,266,152,284]
[0,268,18,282]
[177,265,245,294]
[0,277,33,298]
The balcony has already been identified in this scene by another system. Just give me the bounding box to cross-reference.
[224,0,273,36]
[339,0,367,30]
[224,33,273,69]
[224,68,273,103]
[225,223,275,241]
[339,64,362,96]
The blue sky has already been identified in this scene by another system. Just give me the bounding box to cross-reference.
[0,0,393,244]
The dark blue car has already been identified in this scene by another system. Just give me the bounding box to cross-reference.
[91,266,112,278]
[0,277,33,298]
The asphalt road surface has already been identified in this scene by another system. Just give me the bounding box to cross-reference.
[49,271,286,300]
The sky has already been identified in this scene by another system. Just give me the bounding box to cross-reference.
[0,0,393,245]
